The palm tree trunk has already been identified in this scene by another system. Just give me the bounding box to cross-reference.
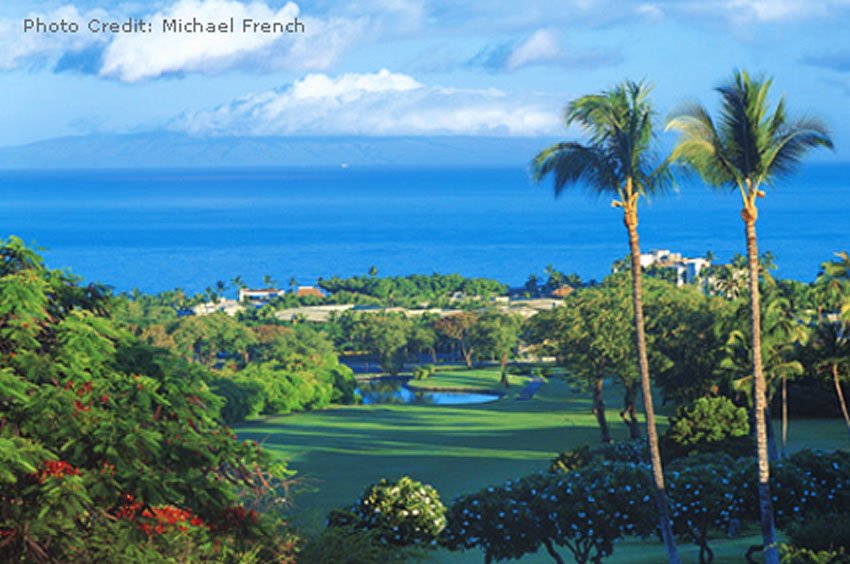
[500,352,509,387]
[765,406,779,462]
[832,363,850,439]
[625,215,680,564]
[593,375,611,443]
[781,374,788,458]
[744,213,779,564]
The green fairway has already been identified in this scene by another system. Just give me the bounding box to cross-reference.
[405,367,526,393]
[235,370,848,563]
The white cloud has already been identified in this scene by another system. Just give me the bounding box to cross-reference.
[0,5,107,70]
[722,0,826,21]
[657,0,850,24]
[99,0,368,81]
[505,30,561,71]
[174,69,560,136]
[0,0,382,81]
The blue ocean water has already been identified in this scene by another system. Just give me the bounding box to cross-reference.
[0,165,847,294]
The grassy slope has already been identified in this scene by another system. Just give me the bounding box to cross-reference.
[236,370,848,563]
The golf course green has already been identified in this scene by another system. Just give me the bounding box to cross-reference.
[236,368,848,562]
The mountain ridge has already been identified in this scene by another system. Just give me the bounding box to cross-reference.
[0,133,561,169]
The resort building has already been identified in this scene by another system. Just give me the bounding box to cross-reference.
[238,288,286,305]
[639,249,711,287]
[295,285,325,298]
[192,299,243,316]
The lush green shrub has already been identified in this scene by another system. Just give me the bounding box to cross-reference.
[663,396,751,460]
[300,525,422,564]
[550,440,648,473]
[666,455,743,563]
[211,376,266,423]
[786,514,850,554]
[780,544,850,564]
[412,364,436,380]
[328,476,446,547]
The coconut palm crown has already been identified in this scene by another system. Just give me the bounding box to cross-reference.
[532,80,671,222]
[665,70,832,220]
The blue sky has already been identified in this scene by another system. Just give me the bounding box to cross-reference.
[2,0,850,159]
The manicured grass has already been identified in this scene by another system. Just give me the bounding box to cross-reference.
[406,367,526,395]
[236,370,848,563]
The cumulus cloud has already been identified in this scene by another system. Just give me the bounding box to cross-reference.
[0,0,388,81]
[99,0,367,81]
[173,68,560,136]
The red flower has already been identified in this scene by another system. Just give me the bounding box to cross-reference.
[116,498,204,536]
[34,460,81,483]
[100,394,109,404]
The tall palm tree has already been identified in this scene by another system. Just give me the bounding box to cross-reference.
[532,80,680,563]
[666,69,833,564]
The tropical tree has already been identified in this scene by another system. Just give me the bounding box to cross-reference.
[433,312,479,369]
[718,290,806,459]
[467,312,523,387]
[666,69,833,563]
[805,320,850,439]
[813,251,850,320]
[532,80,680,561]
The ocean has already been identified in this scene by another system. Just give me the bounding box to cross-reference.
[1,165,847,294]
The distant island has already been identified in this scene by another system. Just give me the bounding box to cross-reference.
[0,133,560,169]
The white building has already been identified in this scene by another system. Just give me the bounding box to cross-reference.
[640,250,711,287]
[238,288,286,305]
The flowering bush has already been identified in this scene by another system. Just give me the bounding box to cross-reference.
[0,238,296,562]
[734,450,850,528]
[666,455,743,563]
[443,461,656,563]
[328,476,446,547]
[442,473,558,562]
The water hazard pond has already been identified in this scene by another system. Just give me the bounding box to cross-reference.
[356,377,502,406]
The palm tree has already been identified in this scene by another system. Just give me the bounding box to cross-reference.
[808,320,850,439]
[532,80,680,563]
[666,69,833,563]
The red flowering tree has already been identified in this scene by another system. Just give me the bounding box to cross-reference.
[0,237,296,561]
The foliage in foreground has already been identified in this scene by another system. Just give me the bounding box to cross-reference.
[442,461,656,564]
[327,476,446,548]
[446,445,850,563]
[0,237,296,562]
[299,525,425,564]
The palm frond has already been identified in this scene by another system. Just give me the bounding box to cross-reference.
[668,69,833,193]
[530,142,618,197]
[534,79,667,200]
[761,116,834,183]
